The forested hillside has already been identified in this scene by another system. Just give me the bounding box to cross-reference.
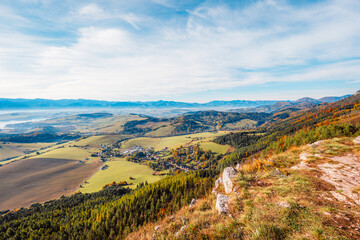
[214,91,360,169]
[0,170,216,239]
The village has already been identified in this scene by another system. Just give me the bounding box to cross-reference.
[85,141,218,174]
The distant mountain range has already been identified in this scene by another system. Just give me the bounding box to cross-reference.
[0,94,351,110]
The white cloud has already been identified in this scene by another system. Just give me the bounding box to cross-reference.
[78,4,105,18]
[0,0,359,100]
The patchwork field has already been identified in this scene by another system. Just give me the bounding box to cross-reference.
[120,131,229,151]
[0,131,230,209]
[0,158,101,210]
[81,158,164,193]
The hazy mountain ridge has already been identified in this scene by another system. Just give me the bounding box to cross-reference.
[0,95,350,110]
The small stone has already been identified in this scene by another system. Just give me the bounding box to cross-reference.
[278,201,291,208]
[154,226,160,231]
[175,225,187,236]
[323,212,331,216]
[353,136,360,144]
[189,198,196,208]
[271,168,286,177]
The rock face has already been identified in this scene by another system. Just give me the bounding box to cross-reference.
[318,154,360,205]
[223,167,237,194]
[216,194,230,214]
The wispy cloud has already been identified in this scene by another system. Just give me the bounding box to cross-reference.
[0,0,359,100]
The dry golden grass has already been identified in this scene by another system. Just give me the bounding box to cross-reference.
[128,136,360,239]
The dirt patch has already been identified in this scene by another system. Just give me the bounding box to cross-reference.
[0,158,101,210]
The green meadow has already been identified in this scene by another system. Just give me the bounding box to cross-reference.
[81,158,164,193]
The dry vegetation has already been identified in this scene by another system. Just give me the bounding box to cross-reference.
[128,137,360,239]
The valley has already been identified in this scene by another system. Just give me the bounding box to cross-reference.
[0,91,359,239]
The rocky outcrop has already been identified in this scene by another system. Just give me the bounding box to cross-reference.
[223,167,237,194]
[318,154,360,205]
[213,167,238,214]
[216,194,230,214]
[354,136,360,144]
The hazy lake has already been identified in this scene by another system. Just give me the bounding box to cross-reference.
[0,118,48,129]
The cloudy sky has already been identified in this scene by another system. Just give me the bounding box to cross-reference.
[0,0,359,102]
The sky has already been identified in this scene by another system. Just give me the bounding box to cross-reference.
[0,0,359,102]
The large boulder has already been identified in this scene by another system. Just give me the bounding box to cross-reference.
[216,194,230,214]
[223,167,237,194]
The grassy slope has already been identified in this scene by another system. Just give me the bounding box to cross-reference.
[30,146,96,161]
[127,137,360,239]
[74,135,128,147]
[121,131,229,151]
[81,158,164,193]
[145,125,176,137]
[224,119,257,129]
[198,141,230,154]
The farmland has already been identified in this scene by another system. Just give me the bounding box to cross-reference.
[0,130,230,210]
[81,158,164,193]
[0,158,101,210]
[120,131,229,151]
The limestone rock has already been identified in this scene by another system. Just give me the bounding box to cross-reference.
[216,194,230,214]
[353,136,360,144]
[309,140,325,147]
[215,177,223,188]
[189,198,196,208]
[299,153,310,161]
[291,161,312,170]
[175,225,187,236]
[278,201,291,208]
[223,167,237,194]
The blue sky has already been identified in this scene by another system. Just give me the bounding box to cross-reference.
[0,0,359,102]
